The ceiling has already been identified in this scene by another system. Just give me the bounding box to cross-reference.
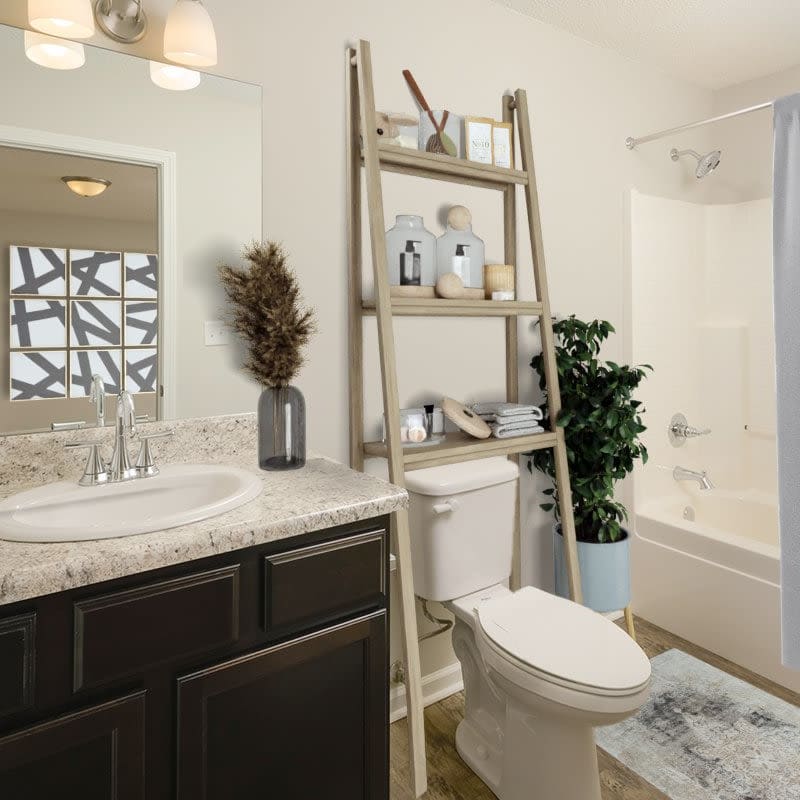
[0,147,157,224]
[495,0,800,90]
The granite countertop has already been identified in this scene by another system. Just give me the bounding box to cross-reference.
[0,414,407,607]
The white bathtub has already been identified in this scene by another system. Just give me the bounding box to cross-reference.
[632,489,798,692]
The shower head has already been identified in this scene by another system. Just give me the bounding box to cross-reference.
[670,147,722,178]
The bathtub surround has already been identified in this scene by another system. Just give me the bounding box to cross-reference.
[0,412,407,605]
[596,649,800,800]
[626,188,800,688]
[773,94,800,670]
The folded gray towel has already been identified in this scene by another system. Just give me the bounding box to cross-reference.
[479,411,540,424]
[492,424,544,439]
[472,402,543,420]
[492,417,545,434]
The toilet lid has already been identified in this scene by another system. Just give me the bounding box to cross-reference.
[476,587,651,692]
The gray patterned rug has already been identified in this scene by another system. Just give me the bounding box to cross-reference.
[595,649,800,800]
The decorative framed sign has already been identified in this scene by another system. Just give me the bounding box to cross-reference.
[492,121,513,168]
[464,116,494,165]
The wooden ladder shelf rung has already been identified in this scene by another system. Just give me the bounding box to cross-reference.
[365,141,530,188]
[364,431,559,471]
[346,39,582,799]
[361,298,544,317]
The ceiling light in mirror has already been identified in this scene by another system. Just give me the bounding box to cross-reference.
[61,175,111,197]
[25,30,85,69]
[163,0,217,67]
[28,0,95,38]
[149,60,201,91]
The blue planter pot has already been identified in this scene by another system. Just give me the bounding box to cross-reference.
[553,524,631,612]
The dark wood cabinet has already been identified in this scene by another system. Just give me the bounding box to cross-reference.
[0,517,390,800]
[0,691,145,800]
[0,613,35,718]
[177,611,387,800]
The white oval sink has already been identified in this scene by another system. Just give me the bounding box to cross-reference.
[0,464,262,543]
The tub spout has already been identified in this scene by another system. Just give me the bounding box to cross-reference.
[673,466,714,490]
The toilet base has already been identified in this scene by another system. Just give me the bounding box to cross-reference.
[449,611,641,800]
[455,705,602,800]
[455,718,502,795]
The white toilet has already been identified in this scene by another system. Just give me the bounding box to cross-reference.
[406,457,651,800]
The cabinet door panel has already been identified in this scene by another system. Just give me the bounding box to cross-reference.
[0,691,145,800]
[0,612,35,718]
[177,611,387,800]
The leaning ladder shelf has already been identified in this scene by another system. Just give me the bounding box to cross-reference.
[346,40,582,798]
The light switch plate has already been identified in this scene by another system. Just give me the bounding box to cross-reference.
[204,320,231,346]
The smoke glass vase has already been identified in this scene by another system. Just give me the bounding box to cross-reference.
[258,385,306,471]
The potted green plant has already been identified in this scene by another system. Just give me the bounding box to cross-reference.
[529,316,650,612]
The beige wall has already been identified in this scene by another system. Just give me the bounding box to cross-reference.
[0,0,715,683]
[709,66,799,203]
[1,209,158,432]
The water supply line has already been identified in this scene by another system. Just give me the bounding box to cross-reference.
[418,598,454,642]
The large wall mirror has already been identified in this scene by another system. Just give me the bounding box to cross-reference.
[0,23,262,435]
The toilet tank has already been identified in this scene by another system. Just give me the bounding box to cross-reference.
[406,457,519,602]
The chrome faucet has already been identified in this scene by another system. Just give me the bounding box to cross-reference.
[109,391,138,482]
[66,390,174,485]
[90,374,105,428]
[673,465,714,490]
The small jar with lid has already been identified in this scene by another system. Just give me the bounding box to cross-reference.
[436,206,485,289]
[385,215,436,286]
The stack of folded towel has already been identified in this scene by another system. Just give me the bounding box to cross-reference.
[471,402,544,439]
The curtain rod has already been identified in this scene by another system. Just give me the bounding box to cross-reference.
[625,101,772,149]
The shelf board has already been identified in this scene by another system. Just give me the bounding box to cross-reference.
[362,298,543,317]
[363,430,556,471]
[364,142,529,190]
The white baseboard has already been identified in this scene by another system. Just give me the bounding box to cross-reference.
[390,662,464,723]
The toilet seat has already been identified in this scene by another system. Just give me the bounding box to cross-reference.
[475,586,651,696]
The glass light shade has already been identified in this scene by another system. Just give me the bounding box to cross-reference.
[28,0,94,38]
[163,0,217,67]
[149,61,201,91]
[61,176,111,197]
[25,30,85,69]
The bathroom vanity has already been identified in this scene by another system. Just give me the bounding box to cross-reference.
[0,415,405,800]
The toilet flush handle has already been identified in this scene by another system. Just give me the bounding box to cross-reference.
[432,499,457,515]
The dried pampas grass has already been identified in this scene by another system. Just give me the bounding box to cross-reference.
[219,241,316,388]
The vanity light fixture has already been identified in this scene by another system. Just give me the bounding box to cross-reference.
[28,0,95,38]
[61,176,112,197]
[163,0,217,67]
[149,60,201,91]
[24,30,85,69]
[93,0,148,44]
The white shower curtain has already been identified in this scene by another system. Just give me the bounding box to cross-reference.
[773,94,800,669]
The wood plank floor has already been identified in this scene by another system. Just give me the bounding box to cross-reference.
[390,615,800,799]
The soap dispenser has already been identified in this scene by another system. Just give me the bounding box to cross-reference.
[436,205,485,289]
[385,215,436,286]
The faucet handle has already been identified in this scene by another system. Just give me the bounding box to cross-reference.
[669,412,712,447]
[64,440,109,486]
[135,430,174,478]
